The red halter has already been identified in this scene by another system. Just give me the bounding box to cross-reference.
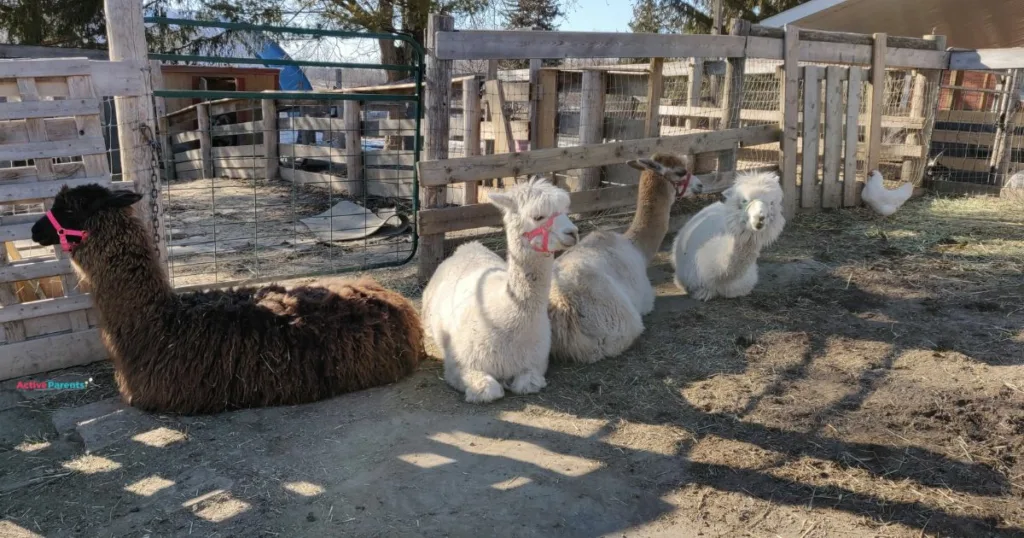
[671,171,694,199]
[523,212,561,253]
[46,210,88,252]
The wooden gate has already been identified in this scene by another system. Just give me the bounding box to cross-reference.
[0,58,129,380]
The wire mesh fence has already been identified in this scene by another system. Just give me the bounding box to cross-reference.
[157,94,418,289]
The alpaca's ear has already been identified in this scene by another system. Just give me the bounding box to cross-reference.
[628,158,664,174]
[487,192,517,214]
[105,190,144,209]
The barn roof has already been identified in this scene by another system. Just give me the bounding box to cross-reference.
[759,0,1024,49]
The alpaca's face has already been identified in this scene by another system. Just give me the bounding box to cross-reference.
[725,173,783,232]
[488,177,579,253]
[31,184,143,248]
[628,154,702,199]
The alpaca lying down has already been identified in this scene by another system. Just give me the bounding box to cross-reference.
[549,153,701,363]
[31,184,424,415]
[422,177,579,403]
[671,170,786,301]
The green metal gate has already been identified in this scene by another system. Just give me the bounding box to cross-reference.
[144,17,423,289]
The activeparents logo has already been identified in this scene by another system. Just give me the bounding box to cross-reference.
[16,378,93,391]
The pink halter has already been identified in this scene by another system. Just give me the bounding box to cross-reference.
[523,212,561,253]
[46,210,88,252]
[671,171,694,199]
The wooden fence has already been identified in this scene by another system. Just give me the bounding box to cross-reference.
[0,57,145,380]
[414,16,949,279]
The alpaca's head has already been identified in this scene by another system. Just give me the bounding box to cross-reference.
[723,171,785,236]
[627,153,702,200]
[488,176,579,254]
[31,184,143,252]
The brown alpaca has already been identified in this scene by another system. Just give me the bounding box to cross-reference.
[623,153,694,263]
[31,184,423,415]
[549,153,699,363]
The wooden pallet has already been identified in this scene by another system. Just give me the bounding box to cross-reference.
[0,58,129,380]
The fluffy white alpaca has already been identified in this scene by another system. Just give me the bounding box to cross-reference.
[549,153,701,363]
[671,170,786,301]
[421,177,579,403]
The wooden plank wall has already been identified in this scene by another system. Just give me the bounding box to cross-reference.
[0,58,134,380]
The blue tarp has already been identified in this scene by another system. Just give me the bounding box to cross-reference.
[256,40,313,92]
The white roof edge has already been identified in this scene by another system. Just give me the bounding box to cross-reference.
[758,0,854,27]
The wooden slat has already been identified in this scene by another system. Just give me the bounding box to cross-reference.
[170,131,201,145]
[844,67,864,207]
[480,120,530,141]
[748,25,939,50]
[949,48,1024,71]
[744,36,947,70]
[0,98,101,121]
[931,130,996,146]
[417,124,780,186]
[657,105,925,129]
[210,144,265,158]
[936,155,993,173]
[278,117,345,132]
[217,168,267,180]
[0,294,93,324]
[211,157,269,169]
[435,31,747,60]
[0,161,84,182]
[0,58,91,78]
[0,241,27,343]
[210,121,262,136]
[801,66,822,209]
[364,151,415,167]
[645,58,664,138]
[0,259,73,284]
[279,167,353,194]
[278,143,344,162]
[361,118,418,136]
[0,222,35,242]
[935,110,1008,124]
[0,175,113,203]
[0,117,83,144]
[821,66,844,208]
[0,328,106,381]
[0,137,106,161]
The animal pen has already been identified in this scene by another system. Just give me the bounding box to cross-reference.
[1,0,1023,380]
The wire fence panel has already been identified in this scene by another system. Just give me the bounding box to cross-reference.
[146,18,423,289]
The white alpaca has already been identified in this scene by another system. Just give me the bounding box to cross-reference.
[421,177,579,403]
[671,170,786,301]
[549,153,701,363]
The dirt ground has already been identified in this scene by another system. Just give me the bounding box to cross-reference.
[163,176,414,288]
[1,193,1022,538]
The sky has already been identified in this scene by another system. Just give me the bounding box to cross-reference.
[560,0,634,32]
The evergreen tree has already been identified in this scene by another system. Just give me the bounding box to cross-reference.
[629,0,662,34]
[502,0,564,31]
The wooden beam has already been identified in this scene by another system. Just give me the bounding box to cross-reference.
[435,31,747,60]
[575,69,606,191]
[0,328,107,382]
[344,100,363,198]
[949,48,1024,71]
[645,58,664,138]
[0,98,101,121]
[779,26,800,219]
[462,77,481,204]
[105,0,166,265]
[801,66,822,209]
[719,19,750,174]
[417,124,780,186]
[419,13,455,282]
[748,25,938,50]
[821,65,844,208]
[262,98,279,181]
[864,33,887,174]
[843,67,864,207]
[197,102,214,178]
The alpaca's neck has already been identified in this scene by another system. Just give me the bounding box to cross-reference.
[75,213,175,319]
[504,234,555,310]
[623,173,673,264]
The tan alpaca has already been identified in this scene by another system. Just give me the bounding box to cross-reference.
[549,153,701,364]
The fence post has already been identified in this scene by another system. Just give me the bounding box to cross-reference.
[917,34,947,187]
[645,57,664,138]
[864,32,888,177]
[576,69,606,191]
[197,102,214,178]
[779,25,801,219]
[462,77,481,204]
[262,98,279,181]
[104,0,167,264]
[418,13,454,282]
[900,67,927,183]
[719,19,750,175]
[344,100,363,198]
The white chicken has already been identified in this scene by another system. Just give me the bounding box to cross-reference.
[861,169,913,217]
